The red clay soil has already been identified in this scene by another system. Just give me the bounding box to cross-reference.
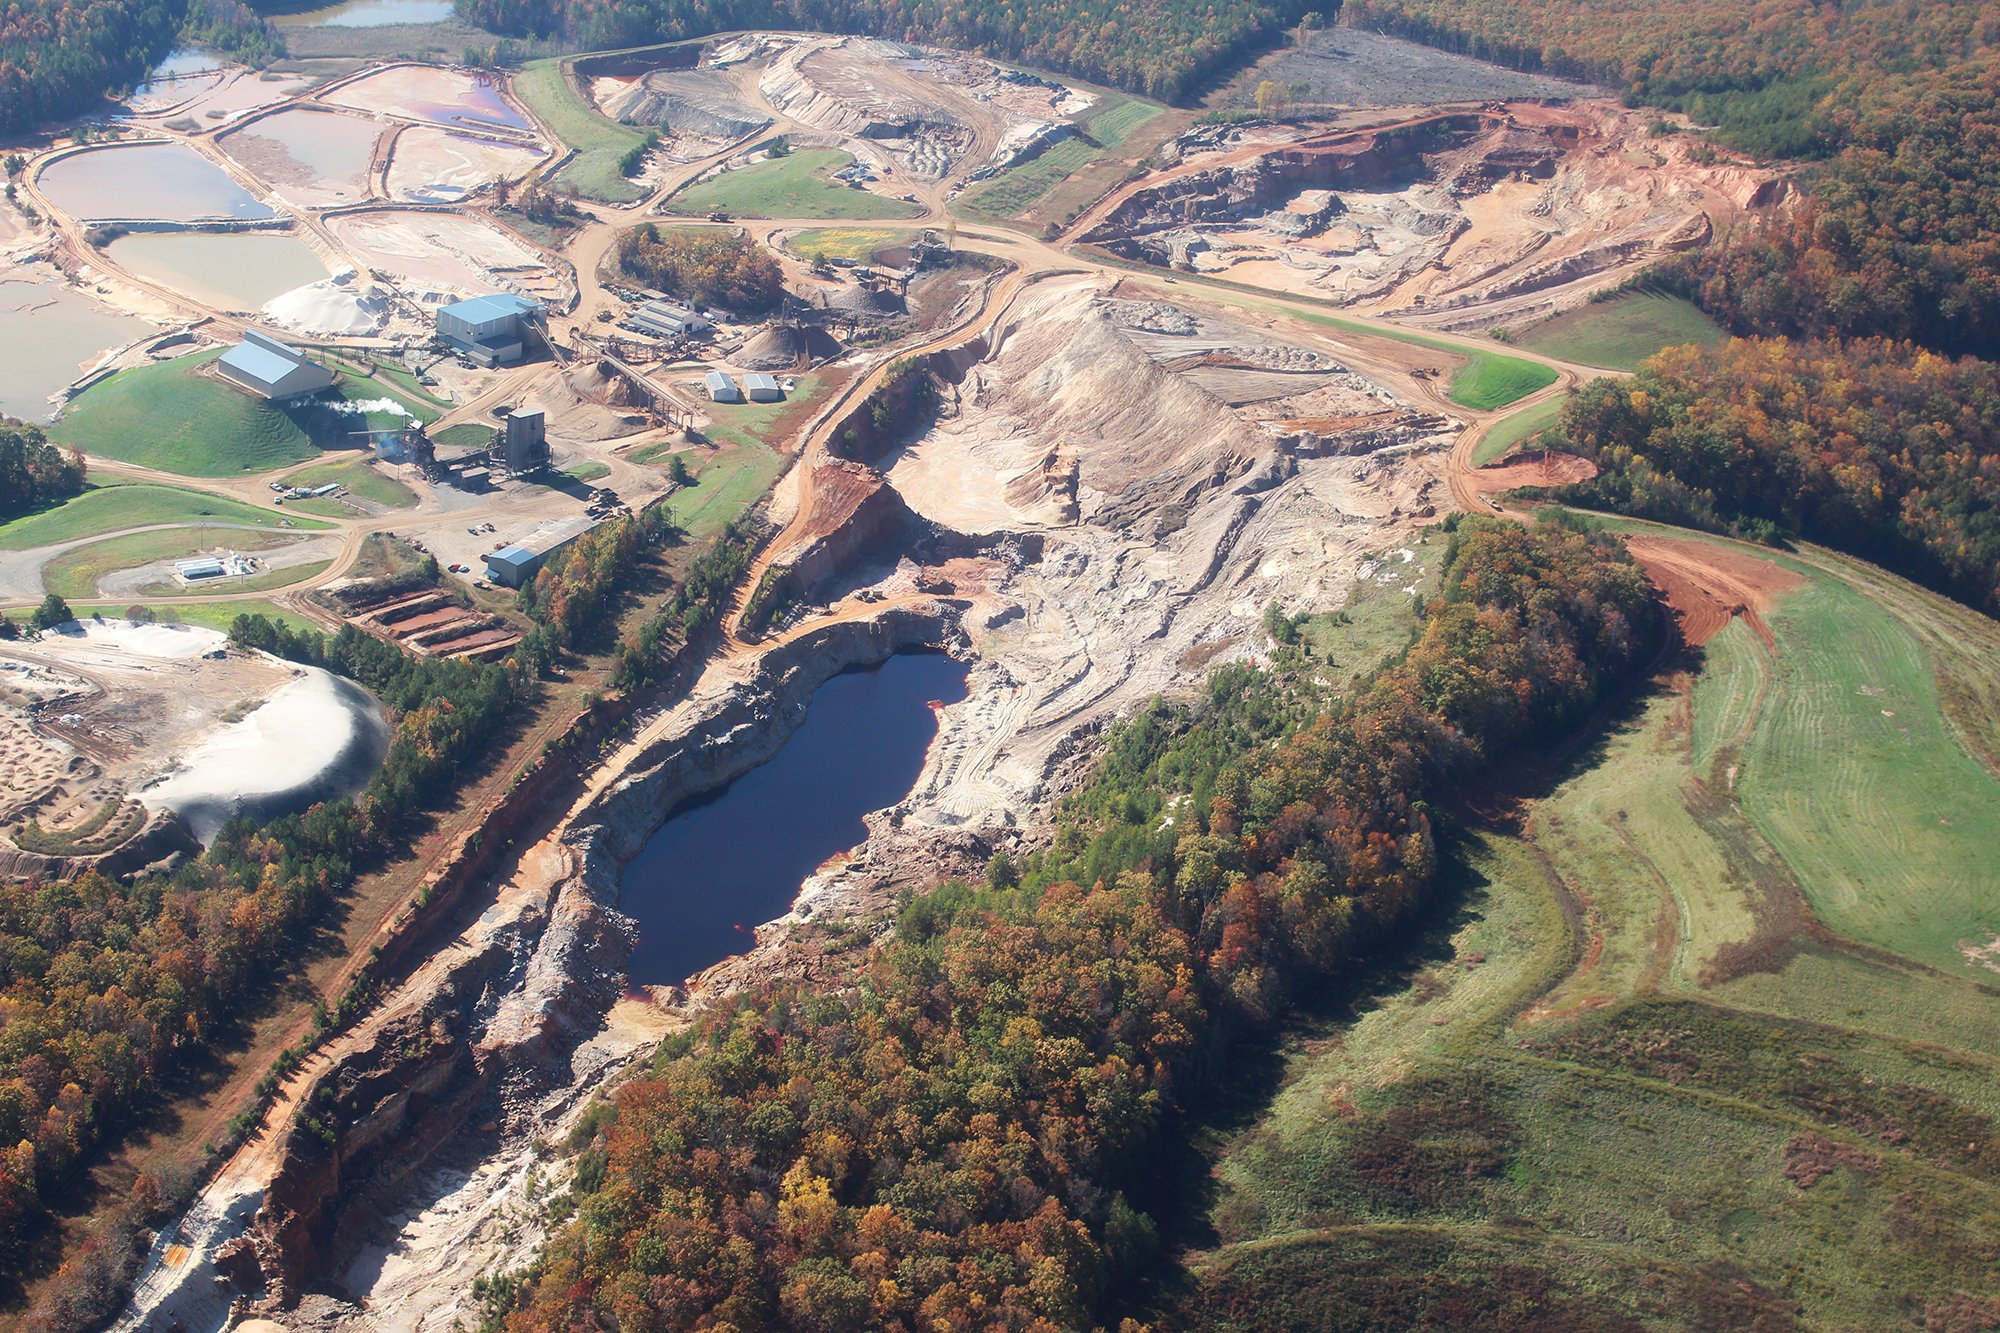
[1625,534,1803,649]
[1470,449,1598,496]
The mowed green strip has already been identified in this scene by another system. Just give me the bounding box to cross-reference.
[1515,291,1725,372]
[515,59,648,204]
[1473,394,1564,465]
[666,151,922,221]
[1706,562,2000,973]
[71,597,310,632]
[0,483,329,550]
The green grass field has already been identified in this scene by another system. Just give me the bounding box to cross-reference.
[1184,522,2000,1330]
[1472,394,1566,465]
[954,94,1164,224]
[40,528,304,598]
[70,597,310,632]
[514,59,648,204]
[284,457,417,509]
[0,484,329,550]
[431,423,496,449]
[666,150,923,221]
[1514,291,1725,372]
[50,351,435,477]
[788,226,915,264]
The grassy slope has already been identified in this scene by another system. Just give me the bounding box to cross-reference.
[0,484,329,550]
[1236,300,1560,410]
[515,59,648,204]
[955,94,1164,224]
[788,226,916,264]
[1186,527,2000,1331]
[50,352,437,477]
[1515,291,1725,372]
[1472,393,1564,465]
[665,151,923,221]
[69,598,310,632]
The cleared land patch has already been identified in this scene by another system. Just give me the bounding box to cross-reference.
[956,94,1165,224]
[41,528,308,598]
[665,150,922,221]
[1514,291,1724,371]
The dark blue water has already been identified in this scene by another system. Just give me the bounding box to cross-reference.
[620,651,970,985]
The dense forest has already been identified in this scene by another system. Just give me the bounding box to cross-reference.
[0,0,276,136]
[1537,337,2000,618]
[480,517,1659,1331]
[0,620,533,1290]
[459,0,1289,102]
[1350,0,2000,357]
[614,225,787,316]
[0,420,86,520]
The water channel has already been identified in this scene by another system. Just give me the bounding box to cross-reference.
[619,651,970,985]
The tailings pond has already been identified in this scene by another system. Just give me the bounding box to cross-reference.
[620,651,970,985]
[0,279,152,421]
[272,0,454,26]
[106,231,329,310]
[38,142,275,223]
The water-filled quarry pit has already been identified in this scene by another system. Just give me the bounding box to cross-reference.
[619,650,970,986]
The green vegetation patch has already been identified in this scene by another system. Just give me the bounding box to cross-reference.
[664,150,922,221]
[284,457,417,509]
[1707,559,2000,974]
[955,95,1165,224]
[0,483,329,550]
[40,528,304,599]
[1473,394,1565,466]
[788,226,914,264]
[431,422,496,449]
[563,460,611,484]
[514,59,648,204]
[49,351,436,478]
[1514,291,1725,372]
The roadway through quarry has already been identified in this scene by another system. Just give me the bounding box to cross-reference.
[0,31,1765,1330]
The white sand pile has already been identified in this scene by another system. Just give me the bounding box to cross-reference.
[139,666,390,842]
[53,618,221,658]
[265,271,391,337]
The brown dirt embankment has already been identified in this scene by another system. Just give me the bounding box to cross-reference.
[1625,534,1802,649]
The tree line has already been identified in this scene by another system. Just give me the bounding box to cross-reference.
[460,0,1294,104]
[1533,337,2000,618]
[478,516,1660,1331]
[0,420,86,521]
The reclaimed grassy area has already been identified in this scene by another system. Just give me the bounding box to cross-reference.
[284,456,418,509]
[1514,291,1725,372]
[50,351,437,477]
[955,94,1164,224]
[665,151,923,221]
[0,484,329,550]
[1472,393,1565,465]
[1182,525,2000,1331]
[40,528,305,598]
[70,597,310,632]
[515,59,648,204]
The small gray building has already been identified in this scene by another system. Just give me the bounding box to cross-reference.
[629,299,711,340]
[437,294,541,367]
[744,372,783,403]
[705,370,741,403]
[217,331,336,402]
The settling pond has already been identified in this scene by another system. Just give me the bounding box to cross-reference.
[38,142,274,223]
[620,651,969,985]
[106,231,329,310]
[0,279,151,421]
[272,0,454,27]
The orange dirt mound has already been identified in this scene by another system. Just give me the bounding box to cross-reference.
[1470,450,1597,495]
[1625,534,1803,648]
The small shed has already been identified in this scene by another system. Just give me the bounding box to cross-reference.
[744,372,783,403]
[705,370,742,404]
